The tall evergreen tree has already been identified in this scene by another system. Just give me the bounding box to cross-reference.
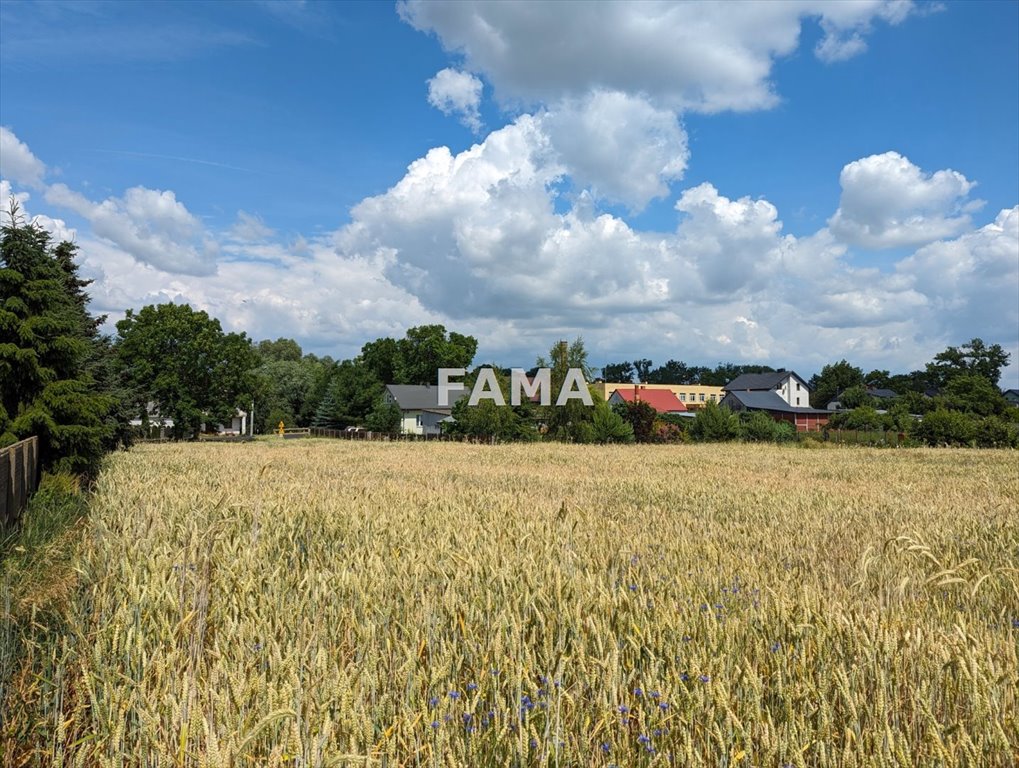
[0,203,115,475]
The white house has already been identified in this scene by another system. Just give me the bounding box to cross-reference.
[383,384,467,436]
[723,370,812,409]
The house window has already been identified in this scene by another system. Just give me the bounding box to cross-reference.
[710,394,716,402]
[679,393,686,402]
[796,382,801,391]
[699,393,705,402]
[796,397,800,405]
[415,414,422,427]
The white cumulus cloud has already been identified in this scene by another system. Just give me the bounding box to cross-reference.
[545,91,688,210]
[829,151,979,248]
[427,68,484,132]
[0,126,47,188]
[45,183,219,276]
[400,0,916,113]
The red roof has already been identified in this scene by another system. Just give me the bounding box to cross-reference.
[611,387,687,413]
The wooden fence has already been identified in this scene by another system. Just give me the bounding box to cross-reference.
[1,437,40,529]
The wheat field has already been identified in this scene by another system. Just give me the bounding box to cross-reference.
[4,440,1018,767]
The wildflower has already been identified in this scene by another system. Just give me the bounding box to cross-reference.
[771,641,782,653]
[682,635,692,642]
[650,690,660,699]
[529,738,538,748]
[428,696,439,708]
[653,728,663,737]
[467,682,478,692]
[680,673,689,682]
[430,720,439,729]
[601,743,611,754]
[633,687,643,697]
[699,675,710,683]
[1012,618,1019,629]
[618,705,629,714]
[629,584,638,591]
[448,690,460,699]
[659,701,669,710]
[490,668,499,675]
[700,603,708,611]
[462,713,472,724]
[637,735,650,745]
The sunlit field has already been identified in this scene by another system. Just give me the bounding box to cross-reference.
[5,440,1018,767]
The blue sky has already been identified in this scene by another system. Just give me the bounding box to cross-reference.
[1,0,1017,384]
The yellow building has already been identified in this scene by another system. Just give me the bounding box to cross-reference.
[592,382,725,409]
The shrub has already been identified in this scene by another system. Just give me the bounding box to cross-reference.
[910,408,977,446]
[740,411,779,442]
[689,402,738,442]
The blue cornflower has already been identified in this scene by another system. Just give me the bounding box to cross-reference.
[629,584,638,591]
[680,673,689,682]
[682,635,691,642]
[771,641,782,653]
[428,696,439,708]
[1012,618,1019,629]
[700,603,708,611]
[554,679,561,688]
[633,687,643,697]
[653,728,663,737]
[462,713,472,724]
[529,738,538,748]
[448,690,460,699]
[618,705,629,714]
[650,690,660,699]
[659,701,669,710]
[490,668,500,675]
[467,682,478,692]
[699,674,710,683]
[601,743,611,754]
[430,720,439,729]
[637,735,650,745]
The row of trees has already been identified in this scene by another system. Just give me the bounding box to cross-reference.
[600,359,776,386]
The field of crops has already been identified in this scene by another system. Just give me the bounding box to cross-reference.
[4,440,1018,767]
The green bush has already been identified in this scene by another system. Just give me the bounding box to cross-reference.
[910,408,977,446]
[975,415,1019,448]
[689,402,738,442]
[740,411,779,442]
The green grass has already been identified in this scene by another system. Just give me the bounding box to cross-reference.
[1,473,89,764]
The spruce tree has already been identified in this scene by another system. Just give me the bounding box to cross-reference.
[0,203,115,475]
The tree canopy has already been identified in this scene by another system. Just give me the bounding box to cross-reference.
[115,303,257,439]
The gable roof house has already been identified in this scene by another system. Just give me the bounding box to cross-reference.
[721,370,830,432]
[1003,388,1019,406]
[608,385,689,415]
[383,384,468,436]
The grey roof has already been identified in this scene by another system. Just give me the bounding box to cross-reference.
[723,389,830,414]
[724,371,803,391]
[385,384,468,411]
[866,387,899,399]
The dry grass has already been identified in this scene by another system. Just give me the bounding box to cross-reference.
[4,440,1018,767]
